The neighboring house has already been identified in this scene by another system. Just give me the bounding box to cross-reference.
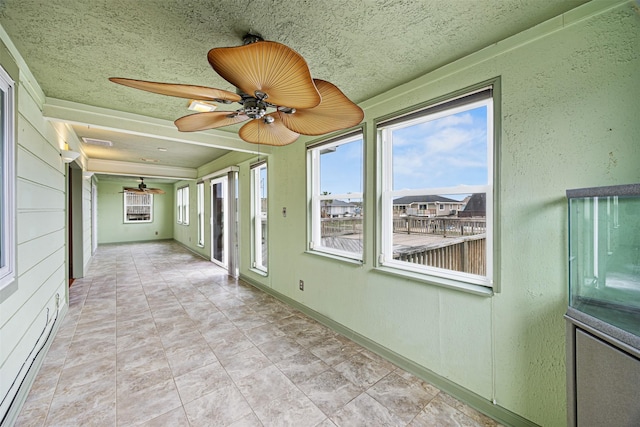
[322,199,360,218]
[392,195,466,217]
[459,193,487,218]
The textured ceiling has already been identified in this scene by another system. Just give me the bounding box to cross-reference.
[0,0,589,176]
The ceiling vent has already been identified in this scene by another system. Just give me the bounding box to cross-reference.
[82,137,113,147]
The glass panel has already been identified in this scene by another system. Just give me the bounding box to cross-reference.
[391,106,488,191]
[125,193,152,222]
[183,186,189,224]
[177,188,183,223]
[311,135,363,259]
[0,89,4,268]
[212,182,225,264]
[391,193,486,276]
[317,197,363,256]
[319,138,362,194]
[569,194,640,337]
[258,166,268,269]
[197,183,204,246]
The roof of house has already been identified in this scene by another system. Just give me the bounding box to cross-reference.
[392,195,461,205]
[326,199,358,207]
[462,193,486,212]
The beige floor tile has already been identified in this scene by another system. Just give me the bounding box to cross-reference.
[174,361,234,404]
[183,384,253,427]
[15,241,502,427]
[298,368,363,415]
[331,393,405,426]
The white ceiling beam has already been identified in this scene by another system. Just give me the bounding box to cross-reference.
[43,98,271,155]
[88,158,197,180]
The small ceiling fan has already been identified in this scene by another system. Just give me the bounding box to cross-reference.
[110,34,364,146]
[123,178,165,195]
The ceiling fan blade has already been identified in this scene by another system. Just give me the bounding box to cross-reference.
[278,79,364,136]
[109,77,242,103]
[146,188,166,195]
[239,113,300,146]
[208,41,321,110]
[175,111,250,132]
[123,187,145,194]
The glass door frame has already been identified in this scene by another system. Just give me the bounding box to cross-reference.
[210,176,228,269]
[206,166,239,276]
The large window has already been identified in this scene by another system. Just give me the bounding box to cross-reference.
[0,66,14,290]
[177,186,189,225]
[124,192,153,223]
[197,181,205,247]
[308,130,364,260]
[378,86,495,288]
[251,161,268,272]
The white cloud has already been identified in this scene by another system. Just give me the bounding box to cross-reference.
[391,110,488,189]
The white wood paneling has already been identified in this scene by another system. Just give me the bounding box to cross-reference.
[0,42,71,421]
[17,145,65,189]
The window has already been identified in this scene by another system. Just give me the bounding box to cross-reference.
[250,161,268,272]
[378,86,495,288]
[124,192,153,223]
[308,130,364,260]
[177,186,189,225]
[197,182,205,247]
[0,66,15,290]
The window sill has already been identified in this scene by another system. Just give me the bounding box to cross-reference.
[304,249,364,266]
[373,266,493,297]
[249,268,268,277]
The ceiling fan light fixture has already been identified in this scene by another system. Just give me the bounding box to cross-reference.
[187,99,218,112]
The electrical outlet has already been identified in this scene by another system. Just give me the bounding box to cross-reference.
[299,280,304,291]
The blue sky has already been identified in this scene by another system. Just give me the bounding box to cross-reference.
[319,105,488,195]
[320,139,363,195]
[392,106,488,191]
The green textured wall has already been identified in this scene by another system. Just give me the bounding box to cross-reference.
[170,2,640,425]
[232,3,638,426]
[97,179,174,244]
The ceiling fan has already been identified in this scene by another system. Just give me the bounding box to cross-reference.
[123,178,165,195]
[110,34,364,146]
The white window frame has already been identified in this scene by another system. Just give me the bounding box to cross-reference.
[250,161,268,273]
[378,86,495,289]
[123,192,153,223]
[307,130,364,261]
[197,181,205,247]
[177,187,183,224]
[177,185,189,225]
[0,66,15,291]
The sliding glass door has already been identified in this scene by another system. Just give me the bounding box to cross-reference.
[210,176,227,268]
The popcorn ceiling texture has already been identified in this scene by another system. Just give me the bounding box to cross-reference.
[0,0,587,122]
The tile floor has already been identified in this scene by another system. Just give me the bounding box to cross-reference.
[15,241,503,427]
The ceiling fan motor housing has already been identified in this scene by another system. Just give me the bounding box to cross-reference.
[243,97,267,119]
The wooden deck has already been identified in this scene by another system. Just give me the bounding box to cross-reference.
[321,233,456,254]
[321,232,486,275]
